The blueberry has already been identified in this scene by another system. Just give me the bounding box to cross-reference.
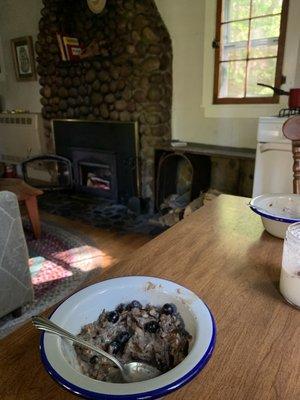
[126,300,142,311]
[116,303,125,313]
[109,340,122,354]
[130,300,142,309]
[162,303,176,315]
[116,331,131,344]
[144,321,159,333]
[89,355,98,365]
[107,311,119,323]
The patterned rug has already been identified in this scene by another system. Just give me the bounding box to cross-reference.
[0,220,102,339]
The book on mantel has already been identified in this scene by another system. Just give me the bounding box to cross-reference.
[56,33,82,61]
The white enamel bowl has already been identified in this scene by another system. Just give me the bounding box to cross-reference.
[40,276,216,400]
[250,194,300,239]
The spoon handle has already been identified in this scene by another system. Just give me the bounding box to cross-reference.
[32,316,123,370]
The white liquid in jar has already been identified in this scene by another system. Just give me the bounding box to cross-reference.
[279,267,300,308]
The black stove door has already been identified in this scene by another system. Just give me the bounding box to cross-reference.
[21,155,73,190]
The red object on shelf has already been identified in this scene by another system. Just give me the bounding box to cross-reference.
[289,89,300,108]
[257,83,300,108]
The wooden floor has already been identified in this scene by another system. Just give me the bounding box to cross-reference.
[40,210,151,271]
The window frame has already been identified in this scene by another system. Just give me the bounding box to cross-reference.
[213,0,289,104]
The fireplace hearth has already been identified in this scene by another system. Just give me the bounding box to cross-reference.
[38,191,162,236]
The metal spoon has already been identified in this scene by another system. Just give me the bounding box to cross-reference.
[32,316,160,383]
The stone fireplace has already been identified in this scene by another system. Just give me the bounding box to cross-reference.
[36,0,172,206]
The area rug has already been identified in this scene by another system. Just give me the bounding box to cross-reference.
[0,219,102,339]
[39,191,163,236]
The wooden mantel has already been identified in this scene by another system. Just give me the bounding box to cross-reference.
[157,142,256,160]
[155,142,256,198]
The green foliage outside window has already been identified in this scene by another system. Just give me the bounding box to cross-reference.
[217,0,285,100]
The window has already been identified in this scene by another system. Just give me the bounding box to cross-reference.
[213,0,289,104]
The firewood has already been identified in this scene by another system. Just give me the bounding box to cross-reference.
[183,195,204,218]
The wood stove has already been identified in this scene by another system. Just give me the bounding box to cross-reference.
[21,120,139,204]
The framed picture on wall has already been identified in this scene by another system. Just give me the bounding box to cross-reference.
[10,36,36,81]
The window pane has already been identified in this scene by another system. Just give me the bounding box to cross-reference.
[222,0,250,22]
[246,58,277,97]
[251,0,283,17]
[219,61,247,98]
[215,0,287,102]
[250,15,281,40]
[221,21,249,60]
[249,38,278,58]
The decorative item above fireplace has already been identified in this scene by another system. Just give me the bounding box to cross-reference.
[87,0,106,14]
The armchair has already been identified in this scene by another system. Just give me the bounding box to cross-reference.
[0,191,34,318]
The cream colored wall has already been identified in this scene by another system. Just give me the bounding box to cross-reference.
[156,0,300,149]
[0,0,42,112]
[295,40,300,86]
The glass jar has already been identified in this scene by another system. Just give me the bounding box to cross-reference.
[280,222,300,309]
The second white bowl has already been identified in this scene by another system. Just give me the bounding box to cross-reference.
[250,194,300,239]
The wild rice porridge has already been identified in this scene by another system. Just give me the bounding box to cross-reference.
[74,301,192,382]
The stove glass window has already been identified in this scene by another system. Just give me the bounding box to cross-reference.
[79,162,112,191]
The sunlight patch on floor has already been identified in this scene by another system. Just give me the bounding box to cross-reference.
[51,245,113,271]
[30,260,73,285]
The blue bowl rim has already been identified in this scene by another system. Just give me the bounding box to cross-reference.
[249,204,300,224]
[39,276,217,400]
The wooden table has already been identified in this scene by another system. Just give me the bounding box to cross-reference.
[1,195,299,399]
[0,178,43,239]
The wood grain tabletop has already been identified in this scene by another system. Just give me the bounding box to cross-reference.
[1,195,299,400]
